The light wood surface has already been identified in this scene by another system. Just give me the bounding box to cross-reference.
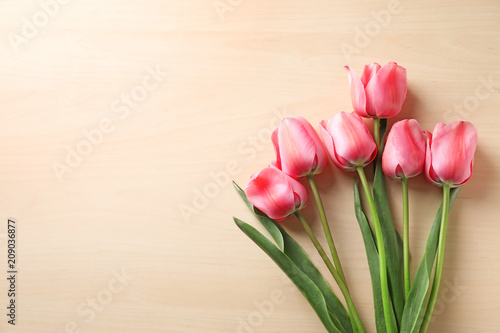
[0,0,499,332]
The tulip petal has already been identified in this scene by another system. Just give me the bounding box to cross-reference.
[345,66,369,117]
[430,121,477,187]
[383,119,425,178]
[320,120,345,169]
[365,62,407,118]
[432,122,447,136]
[424,130,440,184]
[290,177,309,210]
[278,118,316,177]
[245,168,295,220]
[298,117,328,174]
[382,131,399,177]
[360,62,381,87]
[326,112,376,168]
[271,128,282,170]
[320,120,354,170]
[245,168,308,220]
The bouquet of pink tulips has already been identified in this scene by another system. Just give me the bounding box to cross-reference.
[233,62,477,333]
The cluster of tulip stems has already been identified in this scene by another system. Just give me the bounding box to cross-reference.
[233,62,478,333]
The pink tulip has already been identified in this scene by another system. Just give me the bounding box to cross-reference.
[425,121,477,187]
[245,167,308,220]
[271,117,328,178]
[382,119,426,179]
[320,112,377,170]
[345,62,407,118]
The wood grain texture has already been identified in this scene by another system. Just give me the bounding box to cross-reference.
[0,0,499,332]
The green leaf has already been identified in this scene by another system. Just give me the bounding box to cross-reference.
[274,222,352,333]
[400,187,460,333]
[378,118,389,151]
[233,182,284,251]
[234,182,351,333]
[353,180,397,333]
[234,218,342,333]
[328,308,347,333]
[373,138,405,325]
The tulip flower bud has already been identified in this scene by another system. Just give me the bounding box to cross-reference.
[382,119,426,179]
[345,62,407,118]
[244,167,308,220]
[320,112,377,171]
[425,121,477,187]
[271,117,328,178]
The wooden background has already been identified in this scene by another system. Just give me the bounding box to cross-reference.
[0,0,499,332]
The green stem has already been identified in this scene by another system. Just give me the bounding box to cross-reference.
[295,211,365,333]
[356,167,395,333]
[307,174,347,285]
[420,185,451,333]
[374,118,380,148]
[402,177,410,300]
